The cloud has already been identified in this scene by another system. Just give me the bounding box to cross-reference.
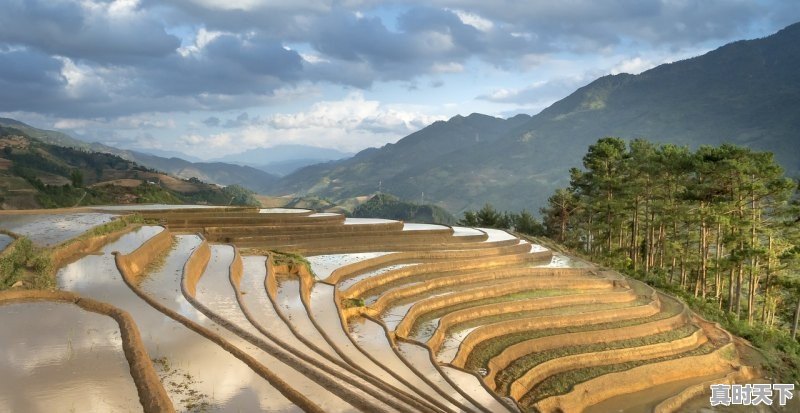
[0,0,180,64]
[268,92,431,132]
[610,56,658,75]
[478,76,592,106]
[202,116,220,127]
[0,0,797,126]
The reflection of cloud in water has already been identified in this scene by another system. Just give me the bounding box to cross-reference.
[0,302,140,413]
[57,228,299,412]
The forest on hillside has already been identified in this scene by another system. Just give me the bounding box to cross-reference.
[539,137,800,382]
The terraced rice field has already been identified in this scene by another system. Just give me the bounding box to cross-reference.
[0,207,758,412]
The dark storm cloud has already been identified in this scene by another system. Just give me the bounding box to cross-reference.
[138,32,303,97]
[0,0,798,118]
[0,49,68,113]
[0,0,180,63]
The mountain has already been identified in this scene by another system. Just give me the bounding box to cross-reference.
[211,144,353,176]
[126,151,278,194]
[0,119,278,194]
[270,22,800,213]
[135,148,202,162]
[351,193,457,225]
[271,113,532,210]
[0,126,260,209]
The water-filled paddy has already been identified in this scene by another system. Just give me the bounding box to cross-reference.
[89,204,222,211]
[0,212,117,246]
[306,252,392,280]
[0,301,141,413]
[259,208,310,214]
[348,316,461,410]
[441,366,513,412]
[191,245,364,412]
[535,252,592,268]
[402,223,449,231]
[59,229,301,412]
[0,233,12,251]
[344,217,397,225]
[275,277,341,357]
[397,341,482,412]
[452,226,485,237]
[479,228,517,243]
[338,263,418,293]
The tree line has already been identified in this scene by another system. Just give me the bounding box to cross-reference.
[458,203,545,236]
[538,137,800,381]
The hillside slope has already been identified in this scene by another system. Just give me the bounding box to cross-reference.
[0,127,259,209]
[0,119,278,194]
[272,22,800,213]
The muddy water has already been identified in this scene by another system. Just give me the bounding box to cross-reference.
[441,366,514,412]
[397,341,483,412]
[306,252,392,281]
[348,316,460,410]
[191,245,364,413]
[0,233,12,251]
[0,212,117,246]
[0,301,142,413]
[59,228,300,412]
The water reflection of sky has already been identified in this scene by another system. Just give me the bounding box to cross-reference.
[0,301,141,413]
[0,212,117,246]
[306,252,392,280]
[0,234,12,251]
[58,228,301,412]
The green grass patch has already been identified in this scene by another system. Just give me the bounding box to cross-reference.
[519,342,717,407]
[494,324,697,394]
[463,297,682,372]
[342,298,366,309]
[271,250,315,277]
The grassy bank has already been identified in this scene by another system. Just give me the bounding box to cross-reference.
[0,213,147,290]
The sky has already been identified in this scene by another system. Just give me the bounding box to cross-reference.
[1,0,799,160]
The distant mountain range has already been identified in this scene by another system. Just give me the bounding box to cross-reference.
[269,22,800,213]
[210,145,353,176]
[0,118,279,193]
[0,126,258,209]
